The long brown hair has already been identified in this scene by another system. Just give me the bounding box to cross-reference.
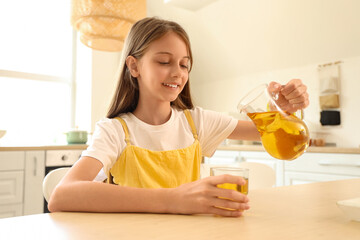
[107,17,194,118]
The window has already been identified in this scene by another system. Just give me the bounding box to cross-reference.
[0,1,91,145]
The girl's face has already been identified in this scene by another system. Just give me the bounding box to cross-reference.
[135,32,190,105]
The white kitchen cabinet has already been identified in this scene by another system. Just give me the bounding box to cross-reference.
[0,204,23,219]
[209,149,360,187]
[0,151,25,218]
[0,147,85,219]
[284,152,360,185]
[202,151,240,178]
[204,150,240,164]
[24,151,45,215]
[0,171,24,205]
[0,151,45,218]
[0,151,25,171]
[284,171,358,185]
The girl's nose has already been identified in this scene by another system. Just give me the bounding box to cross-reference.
[171,64,184,78]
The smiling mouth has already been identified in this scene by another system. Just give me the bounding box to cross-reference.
[162,83,179,88]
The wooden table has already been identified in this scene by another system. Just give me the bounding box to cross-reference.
[1,179,360,240]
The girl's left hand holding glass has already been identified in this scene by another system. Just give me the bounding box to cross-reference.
[167,175,250,217]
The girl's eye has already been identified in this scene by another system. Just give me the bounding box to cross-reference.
[158,61,189,70]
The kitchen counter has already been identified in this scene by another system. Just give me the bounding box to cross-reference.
[0,144,88,151]
[0,144,87,217]
[218,144,360,154]
[1,144,359,154]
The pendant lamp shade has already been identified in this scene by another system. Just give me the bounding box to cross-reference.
[71,0,146,52]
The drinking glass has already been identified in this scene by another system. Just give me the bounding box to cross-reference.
[210,167,249,195]
[237,84,310,160]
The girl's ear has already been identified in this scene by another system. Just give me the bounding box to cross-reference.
[126,56,140,77]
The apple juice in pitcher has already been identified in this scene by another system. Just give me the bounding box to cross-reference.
[238,84,310,160]
[247,111,309,160]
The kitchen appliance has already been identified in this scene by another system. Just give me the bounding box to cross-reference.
[44,150,83,213]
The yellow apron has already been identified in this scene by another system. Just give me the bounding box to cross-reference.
[108,109,201,188]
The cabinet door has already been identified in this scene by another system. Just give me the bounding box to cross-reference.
[0,203,23,218]
[0,151,25,170]
[204,151,240,164]
[46,150,83,166]
[0,171,24,205]
[284,171,359,186]
[284,153,360,176]
[23,151,45,215]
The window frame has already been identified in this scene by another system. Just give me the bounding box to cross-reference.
[0,30,78,129]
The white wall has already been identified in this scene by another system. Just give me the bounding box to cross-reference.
[90,50,120,132]
[194,0,360,77]
[192,56,360,147]
[147,0,360,148]
[89,0,360,147]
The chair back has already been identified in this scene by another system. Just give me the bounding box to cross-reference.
[237,161,276,189]
[43,167,70,202]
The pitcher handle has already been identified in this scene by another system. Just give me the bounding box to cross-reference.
[295,109,304,120]
[269,85,305,120]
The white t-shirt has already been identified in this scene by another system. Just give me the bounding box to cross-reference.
[82,107,238,174]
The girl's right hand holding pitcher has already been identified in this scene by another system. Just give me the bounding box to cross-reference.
[167,175,250,217]
[268,79,309,113]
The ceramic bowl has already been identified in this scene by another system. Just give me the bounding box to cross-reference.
[336,197,360,222]
[65,130,88,144]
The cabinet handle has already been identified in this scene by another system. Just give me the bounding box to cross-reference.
[33,157,37,176]
[318,161,360,167]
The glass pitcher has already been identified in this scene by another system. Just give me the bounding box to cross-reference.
[237,84,310,160]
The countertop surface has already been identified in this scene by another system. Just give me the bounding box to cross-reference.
[0,144,88,151]
[1,144,360,154]
[1,178,359,240]
[217,144,360,154]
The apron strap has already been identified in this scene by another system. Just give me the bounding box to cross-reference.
[184,109,198,140]
[115,117,131,146]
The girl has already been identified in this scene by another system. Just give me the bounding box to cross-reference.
[49,17,309,217]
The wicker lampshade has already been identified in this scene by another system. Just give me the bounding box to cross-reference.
[71,0,146,52]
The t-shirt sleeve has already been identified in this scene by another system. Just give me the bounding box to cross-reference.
[81,118,124,174]
[191,107,238,157]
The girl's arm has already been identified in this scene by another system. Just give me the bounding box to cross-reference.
[227,120,260,141]
[48,156,249,217]
[48,156,171,213]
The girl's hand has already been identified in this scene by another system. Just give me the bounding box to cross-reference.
[268,79,309,113]
[167,175,250,217]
